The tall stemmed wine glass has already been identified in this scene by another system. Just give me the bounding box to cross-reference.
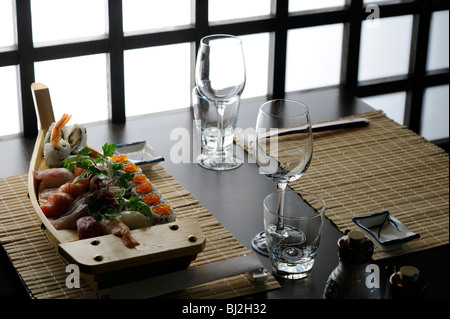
[195,34,246,170]
[251,99,313,255]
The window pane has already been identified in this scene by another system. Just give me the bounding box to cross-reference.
[0,0,15,48]
[0,66,20,136]
[359,15,413,81]
[286,24,343,92]
[209,0,270,22]
[34,54,108,124]
[361,92,406,125]
[124,43,190,117]
[421,85,449,141]
[289,0,345,12]
[123,0,190,33]
[427,10,449,71]
[31,0,106,43]
[240,33,269,99]
[363,0,392,4]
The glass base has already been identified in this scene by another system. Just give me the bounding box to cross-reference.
[197,153,242,171]
[251,231,269,256]
[272,259,315,280]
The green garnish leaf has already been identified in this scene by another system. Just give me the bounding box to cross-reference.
[102,143,116,158]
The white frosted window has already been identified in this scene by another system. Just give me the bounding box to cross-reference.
[289,0,345,12]
[361,92,407,125]
[123,0,190,33]
[31,0,106,43]
[34,54,109,124]
[427,10,449,71]
[124,43,190,117]
[240,33,269,99]
[0,66,20,137]
[0,0,15,48]
[286,24,343,92]
[363,0,392,4]
[209,0,271,22]
[359,15,413,81]
[421,85,449,141]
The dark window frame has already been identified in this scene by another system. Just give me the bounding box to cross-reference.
[1,0,448,150]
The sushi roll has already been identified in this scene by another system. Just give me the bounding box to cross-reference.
[131,180,153,198]
[66,123,87,154]
[142,191,162,206]
[43,114,73,168]
[151,204,176,224]
[44,122,68,145]
[123,162,142,174]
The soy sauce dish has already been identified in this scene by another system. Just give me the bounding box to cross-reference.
[115,141,164,166]
[352,211,420,251]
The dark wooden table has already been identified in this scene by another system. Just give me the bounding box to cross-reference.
[0,87,448,300]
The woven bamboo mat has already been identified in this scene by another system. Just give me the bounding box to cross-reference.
[237,110,449,260]
[0,165,280,299]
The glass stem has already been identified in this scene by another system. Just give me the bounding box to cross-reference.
[215,102,226,154]
[276,182,287,231]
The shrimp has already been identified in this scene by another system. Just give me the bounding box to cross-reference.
[99,218,140,248]
[43,114,73,168]
[51,114,72,148]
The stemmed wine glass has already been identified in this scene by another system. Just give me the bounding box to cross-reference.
[195,34,246,170]
[251,99,313,255]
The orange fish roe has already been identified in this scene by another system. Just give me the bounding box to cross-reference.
[111,154,128,163]
[123,162,139,172]
[136,181,152,194]
[153,204,171,215]
[132,173,147,184]
[143,193,160,205]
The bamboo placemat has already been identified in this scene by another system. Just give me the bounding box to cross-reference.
[0,165,280,299]
[237,110,449,260]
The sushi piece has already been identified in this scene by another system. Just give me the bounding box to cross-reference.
[43,114,72,168]
[33,168,75,188]
[76,216,101,240]
[99,218,140,248]
[66,123,87,154]
[119,210,153,230]
[142,192,161,205]
[131,181,153,197]
[57,177,90,198]
[151,204,176,224]
[52,193,90,230]
[40,177,90,218]
[40,192,75,218]
[44,122,68,145]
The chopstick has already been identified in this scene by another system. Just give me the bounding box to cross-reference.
[260,117,370,139]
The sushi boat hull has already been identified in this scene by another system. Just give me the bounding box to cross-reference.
[28,83,206,290]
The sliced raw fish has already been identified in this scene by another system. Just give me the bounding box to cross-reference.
[52,193,90,230]
[33,168,75,188]
[77,216,101,240]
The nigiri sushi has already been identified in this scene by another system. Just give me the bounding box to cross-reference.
[99,218,140,248]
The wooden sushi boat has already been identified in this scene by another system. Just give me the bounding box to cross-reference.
[28,83,206,290]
